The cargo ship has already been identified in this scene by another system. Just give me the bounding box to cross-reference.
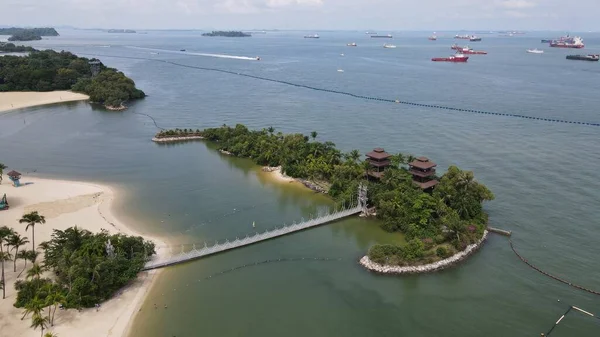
[428,33,437,40]
[451,44,463,50]
[469,35,482,42]
[454,34,471,39]
[566,54,599,61]
[304,34,320,39]
[371,34,393,38]
[550,36,584,48]
[432,53,468,62]
[458,46,487,54]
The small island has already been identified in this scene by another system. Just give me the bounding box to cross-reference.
[107,29,137,33]
[153,124,494,273]
[0,42,36,53]
[0,28,59,42]
[201,31,251,37]
[0,46,145,109]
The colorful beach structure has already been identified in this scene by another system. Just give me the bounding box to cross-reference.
[7,170,22,187]
[0,193,8,210]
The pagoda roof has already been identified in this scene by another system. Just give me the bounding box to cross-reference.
[366,148,391,160]
[414,179,439,189]
[409,158,437,170]
[7,170,21,177]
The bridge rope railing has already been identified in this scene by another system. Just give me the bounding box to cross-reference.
[509,239,600,296]
[77,53,600,128]
[143,202,362,270]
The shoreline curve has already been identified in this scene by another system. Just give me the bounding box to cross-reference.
[360,230,488,274]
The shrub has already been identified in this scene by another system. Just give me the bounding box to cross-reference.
[436,246,452,258]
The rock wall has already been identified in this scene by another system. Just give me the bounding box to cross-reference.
[359,230,488,274]
[152,136,204,142]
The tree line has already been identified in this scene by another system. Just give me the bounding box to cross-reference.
[185,124,494,266]
[0,209,155,336]
[0,47,145,108]
[0,43,36,53]
[0,28,59,42]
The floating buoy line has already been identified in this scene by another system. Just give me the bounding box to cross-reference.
[77,53,600,128]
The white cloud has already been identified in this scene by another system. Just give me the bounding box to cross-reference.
[496,0,537,9]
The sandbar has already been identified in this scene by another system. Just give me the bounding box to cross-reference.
[0,175,167,337]
[0,91,89,113]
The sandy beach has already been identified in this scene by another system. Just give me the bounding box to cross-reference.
[0,91,90,113]
[0,175,167,337]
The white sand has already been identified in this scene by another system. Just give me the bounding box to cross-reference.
[0,176,167,337]
[0,91,89,113]
[261,167,295,183]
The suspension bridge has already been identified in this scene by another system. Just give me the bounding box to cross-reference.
[142,184,368,271]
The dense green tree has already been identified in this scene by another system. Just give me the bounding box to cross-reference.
[17,250,39,278]
[31,312,50,337]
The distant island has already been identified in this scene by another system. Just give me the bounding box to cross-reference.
[0,27,59,41]
[0,42,36,53]
[107,29,136,33]
[0,46,145,109]
[201,31,251,37]
[153,125,494,273]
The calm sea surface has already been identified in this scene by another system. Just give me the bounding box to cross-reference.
[1,30,599,337]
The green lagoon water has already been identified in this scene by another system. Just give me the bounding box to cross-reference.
[1,29,599,336]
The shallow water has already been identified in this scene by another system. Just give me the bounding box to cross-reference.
[1,29,599,336]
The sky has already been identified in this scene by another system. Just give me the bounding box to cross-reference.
[1,0,598,31]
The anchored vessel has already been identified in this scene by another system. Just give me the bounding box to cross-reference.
[347,42,357,46]
[432,53,469,62]
[457,46,487,54]
[566,54,599,61]
[383,43,397,49]
[526,49,544,54]
[550,36,584,48]
[541,39,552,43]
[371,34,393,38]
[304,34,320,39]
[454,34,470,39]
[469,35,482,42]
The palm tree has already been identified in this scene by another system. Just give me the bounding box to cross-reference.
[44,333,59,337]
[267,126,275,134]
[0,163,7,184]
[19,211,46,251]
[0,251,12,299]
[21,296,45,320]
[310,131,318,140]
[17,250,38,278]
[27,263,43,280]
[31,312,50,337]
[47,289,66,326]
[7,233,29,272]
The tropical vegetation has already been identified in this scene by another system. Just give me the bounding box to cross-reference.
[8,31,43,41]
[0,48,145,108]
[201,31,251,37]
[161,124,494,266]
[0,215,155,334]
[0,28,59,36]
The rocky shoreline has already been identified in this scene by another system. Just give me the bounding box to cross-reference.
[359,230,488,274]
[152,136,205,142]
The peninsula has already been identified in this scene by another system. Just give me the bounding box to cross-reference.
[153,125,494,272]
[0,46,145,110]
[201,31,251,37]
[0,27,59,42]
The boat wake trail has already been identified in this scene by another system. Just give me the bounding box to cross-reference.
[126,46,258,61]
[77,52,600,128]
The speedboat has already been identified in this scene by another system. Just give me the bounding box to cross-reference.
[256,56,261,60]
[347,42,357,47]
[337,69,344,72]
[526,49,544,54]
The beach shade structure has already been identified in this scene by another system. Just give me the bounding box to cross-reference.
[0,193,8,210]
[7,170,22,187]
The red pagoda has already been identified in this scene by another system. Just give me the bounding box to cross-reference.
[366,148,392,179]
[408,156,438,190]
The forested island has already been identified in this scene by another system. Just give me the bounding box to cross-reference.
[154,125,494,269]
[201,31,251,37]
[0,47,145,109]
[0,43,36,53]
[0,28,59,41]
